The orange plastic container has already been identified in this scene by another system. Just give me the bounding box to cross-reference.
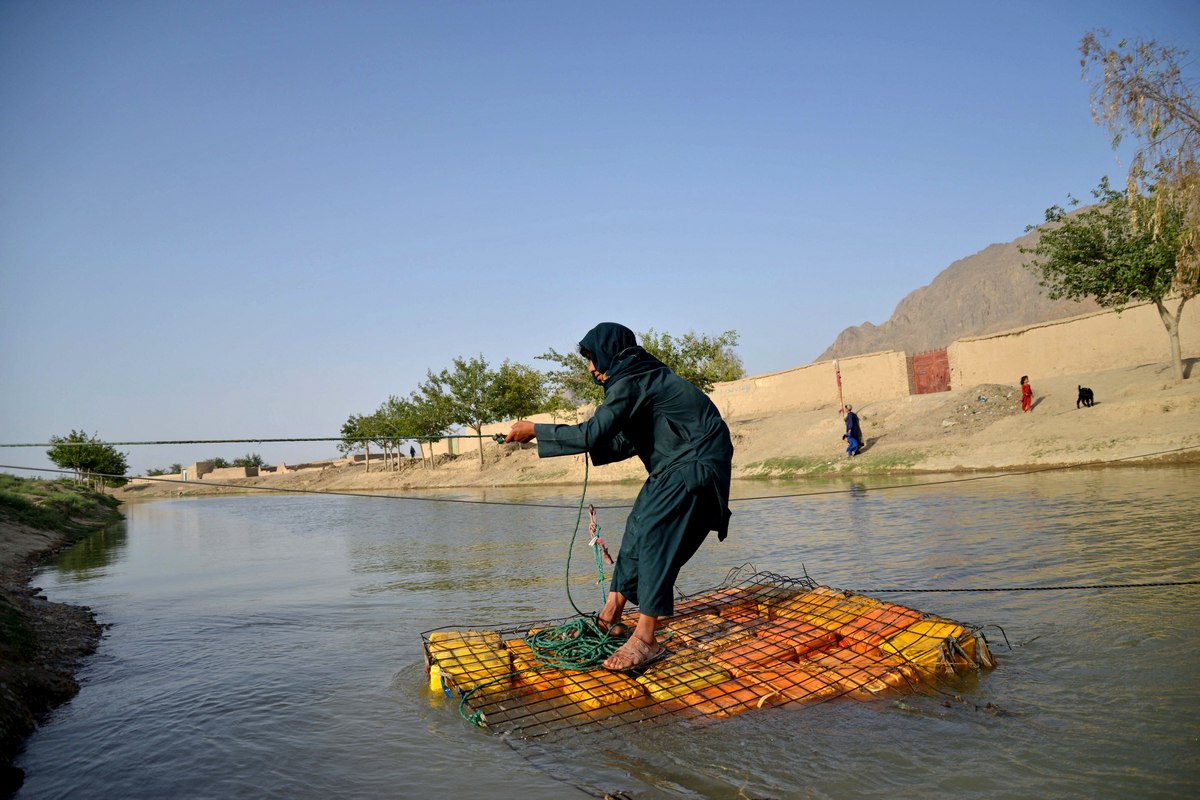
[836,603,922,655]
[673,588,759,620]
[742,667,843,705]
[665,613,756,652]
[709,637,798,677]
[559,669,645,711]
[755,618,839,658]
[505,638,567,693]
[774,590,883,630]
[800,648,917,695]
[636,660,732,702]
[675,678,769,718]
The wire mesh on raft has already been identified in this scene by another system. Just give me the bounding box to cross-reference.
[422,568,996,737]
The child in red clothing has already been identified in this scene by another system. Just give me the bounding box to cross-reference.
[1020,375,1033,412]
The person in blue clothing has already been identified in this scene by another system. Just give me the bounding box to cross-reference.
[844,404,864,456]
[843,432,859,458]
[506,322,734,671]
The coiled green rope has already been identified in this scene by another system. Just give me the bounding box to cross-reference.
[527,616,625,670]
[456,460,625,725]
[532,458,625,669]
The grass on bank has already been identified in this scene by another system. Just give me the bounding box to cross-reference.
[0,474,121,532]
[743,449,927,478]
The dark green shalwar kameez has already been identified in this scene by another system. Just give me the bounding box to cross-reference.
[533,323,734,617]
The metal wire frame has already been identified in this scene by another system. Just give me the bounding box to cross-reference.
[422,567,994,737]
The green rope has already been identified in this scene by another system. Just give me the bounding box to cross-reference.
[536,457,624,668]
[563,459,591,617]
[452,457,635,726]
[526,616,625,671]
[592,516,608,602]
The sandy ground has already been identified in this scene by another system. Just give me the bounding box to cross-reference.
[120,360,1200,501]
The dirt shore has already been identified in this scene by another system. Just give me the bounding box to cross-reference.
[0,490,121,797]
[119,360,1200,501]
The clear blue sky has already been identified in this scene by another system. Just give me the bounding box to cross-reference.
[2,1,1197,476]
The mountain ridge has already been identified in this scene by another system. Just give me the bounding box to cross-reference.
[817,227,1100,360]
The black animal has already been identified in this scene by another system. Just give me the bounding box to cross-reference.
[1077,385,1095,408]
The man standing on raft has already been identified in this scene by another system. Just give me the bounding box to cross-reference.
[506,322,734,671]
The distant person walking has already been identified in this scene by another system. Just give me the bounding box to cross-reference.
[1020,376,1033,413]
[844,404,864,455]
[410,444,417,458]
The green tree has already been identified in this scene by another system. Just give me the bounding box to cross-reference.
[1081,31,1199,292]
[46,430,129,488]
[408,385,454,468]
[362,410,391,471]
[1074,30,1199,379]
[374,396,407,471]
[232,453,266,468]
[492,359,550,421]
[536,345,604,407]
[339,412,387,472]
[380,394,425,470]
[537,327,745,406]
[1023,178,1190,378]
[339,413,369,462]
[640,328,745,392]
[422,355,504,467]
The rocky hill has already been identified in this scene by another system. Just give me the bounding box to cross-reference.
[818,227,1101,360]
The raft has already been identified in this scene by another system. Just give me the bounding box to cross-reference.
[422,568,995,736]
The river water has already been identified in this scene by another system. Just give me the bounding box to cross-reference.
[14,466,1200,799]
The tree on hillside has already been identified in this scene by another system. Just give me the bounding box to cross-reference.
[1023,179,1190,377]
[339,410,396,472]
[374,396,408,471]
[408,383,454,468]
[492,359,551,421]
[364,409,396,471]
[46,430,129,489]
[422,355,507,467]
[537,327,746,407]
[640,328,745,392]
[233,453,266,468]
[340,390,455,471]
[339,413,372,469]
[1023,31,1198,380]
[1082,31,1198,275]
[537,346,605,407]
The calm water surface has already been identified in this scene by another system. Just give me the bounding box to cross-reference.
[15,467,1200,799]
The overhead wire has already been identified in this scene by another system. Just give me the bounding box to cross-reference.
[2,443,1197,510]
[0,464,584,509]
[3,442,1197,596]
[0,435,486,447]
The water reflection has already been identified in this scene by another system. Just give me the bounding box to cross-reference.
[14,466,1200,800]
[52,520,127,581]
